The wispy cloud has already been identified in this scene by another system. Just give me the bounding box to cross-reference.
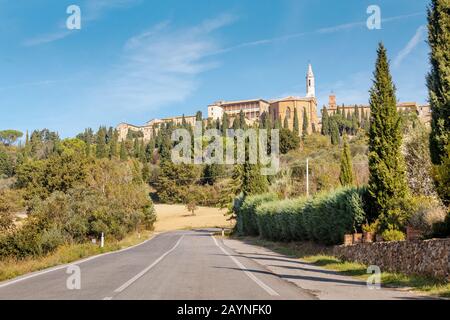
[213,12,425,55]
[0,79,65,91]
[22,0,141,47]
[90,14,235,114]
[393,25,427,68]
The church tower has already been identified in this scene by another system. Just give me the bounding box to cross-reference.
[306,64,315,98]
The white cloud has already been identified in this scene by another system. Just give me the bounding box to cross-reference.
[393,25,427,68]
[214,12,425,55]
[90,15,235,114]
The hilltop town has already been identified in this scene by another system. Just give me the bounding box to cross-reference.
[117,64,431,141]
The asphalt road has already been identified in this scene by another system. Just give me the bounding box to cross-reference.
[0,230,315,300]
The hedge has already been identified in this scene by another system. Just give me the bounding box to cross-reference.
[235,187,366,245]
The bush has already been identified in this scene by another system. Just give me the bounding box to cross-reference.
[236,187,366,245]
[381,229,405,242]
[235,193,278,236]
[407,196,447,236]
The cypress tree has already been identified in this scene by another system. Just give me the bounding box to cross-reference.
[330,119,340,145]
[133,138,140,158]
[367,43,408,224]
[321,108,330,135]
[293,108,300,135]
[222,112,229,134]
[427,0,450,164]
[302,108,309,138]
[283,114,289,129]
[139,140,146,163]
[119,142,128,161]
[109,129,118,159]
[96,127,107,158]
[339,135,354,186]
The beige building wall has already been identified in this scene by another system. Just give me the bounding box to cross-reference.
[269,97,319,135]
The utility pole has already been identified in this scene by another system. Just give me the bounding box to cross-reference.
[306,158,309,198]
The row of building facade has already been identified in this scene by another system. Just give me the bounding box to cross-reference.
[117,64,431,141]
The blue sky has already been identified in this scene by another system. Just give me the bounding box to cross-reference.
[0,0,430,138]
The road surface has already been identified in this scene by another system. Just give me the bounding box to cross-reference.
[0,229,428,300]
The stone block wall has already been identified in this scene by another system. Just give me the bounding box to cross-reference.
[333,239,450,279]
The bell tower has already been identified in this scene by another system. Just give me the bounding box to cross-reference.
[306,63,315,98]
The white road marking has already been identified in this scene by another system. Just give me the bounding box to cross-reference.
[103,297,113,300]
[113,235,185,293]
[0,233,160,289]
[211,235,279,297]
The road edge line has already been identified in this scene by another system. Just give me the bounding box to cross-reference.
[211,235,279,297]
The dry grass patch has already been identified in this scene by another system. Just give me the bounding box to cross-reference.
[154,204,234,232]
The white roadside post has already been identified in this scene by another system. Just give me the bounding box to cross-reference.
[222,228,225,237]
[306,158,309,198]
[101,232,104,248]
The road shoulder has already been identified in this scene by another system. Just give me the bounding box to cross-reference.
[222,237,432,300]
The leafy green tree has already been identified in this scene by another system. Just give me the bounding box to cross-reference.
[293,107,300,135]
[367,43,408,227]
[339,135,354,186]
[321,108,330,136]
[427,0,450,165]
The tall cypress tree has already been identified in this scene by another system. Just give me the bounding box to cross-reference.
[96,127,107,158]
[367,43,408,224]
[119,142,128,161]
[302,108,309,138]
[222,112,229,134]
[283,114,289,129]
[321,108,330,136]
[109,129,118,159]
[339,135,354,186]
[330,118,339,145]
[427,0,450,165]
[293,107,300,135]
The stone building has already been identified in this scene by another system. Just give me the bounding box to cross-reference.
[323,93,432,124]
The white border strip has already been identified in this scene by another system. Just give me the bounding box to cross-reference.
[211,235,279,297]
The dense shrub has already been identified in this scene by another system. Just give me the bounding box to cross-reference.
[235,193,278,236]
[0,160,156,259]
[236,187,366,245]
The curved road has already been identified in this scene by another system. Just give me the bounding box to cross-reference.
[0,230,315,300]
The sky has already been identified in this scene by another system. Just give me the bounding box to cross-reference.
[0,0,431,138]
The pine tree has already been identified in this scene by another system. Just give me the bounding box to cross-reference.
[293,108,300,135]
[119,142,128,161]
[302,108,309,138]
[367,43,408,225]
[339,135,354,186]
[321,108,330,136]
[427,0,450,165]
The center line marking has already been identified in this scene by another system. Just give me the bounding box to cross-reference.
[211,235,279,297]
[113,235,185,294]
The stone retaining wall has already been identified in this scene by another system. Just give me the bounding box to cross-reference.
[333,238,450,279]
